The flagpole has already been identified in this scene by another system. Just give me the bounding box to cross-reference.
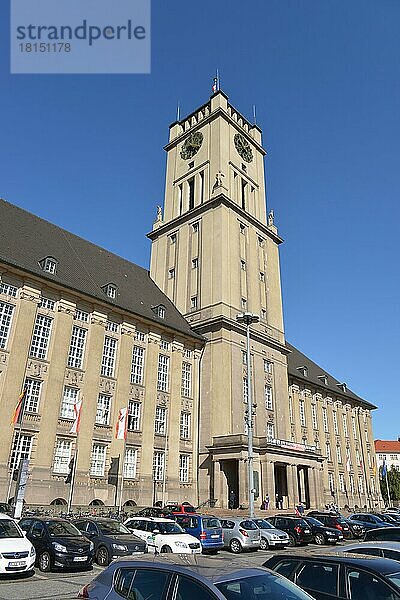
[67,443,79,514]
[161,425,168,507]
[118,438,126,515]
[385,469,392,507]
[6,387,28,506]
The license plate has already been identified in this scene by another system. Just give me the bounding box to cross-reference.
[211,534,219,538]
[304,529,310,533]
[8,561,26,567]
[73,556,87,562]
[252,540,259,543]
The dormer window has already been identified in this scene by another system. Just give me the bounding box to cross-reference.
[297,365,308,377]
[337,382,347,393]
[103,283,117,299]
[170,233,177,244]
[152,304,166,319]
[318,374,328,386]
[40,256,58,275]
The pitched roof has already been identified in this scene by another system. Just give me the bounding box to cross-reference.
[0,199,203,341]
[375,440,400,452]
[286,341,375,409]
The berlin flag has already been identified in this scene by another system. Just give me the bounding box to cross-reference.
[69,400,83,434]
[115,407,128,440]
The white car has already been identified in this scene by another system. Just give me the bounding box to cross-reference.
[0,513,36,575]
[124,516,201,554]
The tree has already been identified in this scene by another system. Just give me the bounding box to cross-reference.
[380,465,400,505]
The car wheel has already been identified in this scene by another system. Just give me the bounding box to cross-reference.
[38,551,52,572]
[96,546,110,566]
[260,537,269,550]
[161,545,172,553]
[230,539,242,554]
[314,533,325,545]
[287,535,297,547]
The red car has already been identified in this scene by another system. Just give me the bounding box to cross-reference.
[163,502,196,515]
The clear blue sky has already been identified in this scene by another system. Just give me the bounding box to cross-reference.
[1,0,399,439]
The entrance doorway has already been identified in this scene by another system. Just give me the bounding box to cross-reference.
[274,464,288,509]
[220,459,239,508]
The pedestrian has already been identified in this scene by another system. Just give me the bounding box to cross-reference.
[277,494,283,510]
[229,489,236,509]
[296,501,305,516]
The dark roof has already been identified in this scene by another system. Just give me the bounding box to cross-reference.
[0,199,203,341]
[264,552,400,574]
[286,341,375,409]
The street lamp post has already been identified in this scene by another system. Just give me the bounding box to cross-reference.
[236,312,259,518]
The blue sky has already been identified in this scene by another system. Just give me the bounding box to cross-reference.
[1,0,399,438]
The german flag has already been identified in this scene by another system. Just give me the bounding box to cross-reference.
[11,385,28,425]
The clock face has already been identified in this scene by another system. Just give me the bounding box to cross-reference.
[180,131,203,160]
[234,133,253,163]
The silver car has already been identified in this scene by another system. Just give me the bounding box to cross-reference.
[220,517,261,553]
[252,518,290,550]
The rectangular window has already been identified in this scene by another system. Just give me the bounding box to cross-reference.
[127,400,141,431]
[168,268,175,279]
[311,404,318,430]
[106,321,119,333]
[124,447,138,479]
[261,308,267,320]
[67,326,87,369]
[349,474,355,494]
[267,422,274,439]
[342,414,349,437]
[131,346,145,385]
[326,442,332,462]
[155,406,167,435]
[9,433,33,472]
[180,412,191,439]
[322,407,328,432]
[190,296,198,309]
[352,416,357,439]
[358,475,364,494]
[53,439,72,474]
[157,355,169,391]
[191,258,198,269]
[346,446,351,468]
[370,477,375,494]
[24,378,42,413]
[135,330,146,342]
[192,222,199,233]
[183,349,192,359]
[333,412,338,434]
[289,397,293,423]
[299,400,306,427]
[181,362,192,397]
[90,444,106,477]
[259,272,265,282]
[179,454,190,483]
[265,385,273,410]
[188,177,195,210]
[339,473,345,493]
[160,340,170,351]
[170,233,177,244]
[240,259,246,270]
[336,445,342,463]
[199,171,204,204]
[29,314,53,359]
[74,309,89,323]
[243,377,249,405]
[241,179,247,210]
[0,282,18,297]
[39,297,55,310]
[328,472,335,492]
[240,223,246,235]
[44,258,57,274]
[153,451,165,481]
[241,298,247,309]
[96,394,111,425]
[60,386,79,420]
[101,336,117,377]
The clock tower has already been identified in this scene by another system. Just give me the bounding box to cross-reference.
[148,90,292,507]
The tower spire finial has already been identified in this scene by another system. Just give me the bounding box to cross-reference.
[176,99,180,122]
[253,105,257,125]
[212,69,220,93]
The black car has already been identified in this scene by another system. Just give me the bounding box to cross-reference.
[307,511,352,539]
[18,517,94,572]
[267,516,313,547]
[302,516,342,545]
[0,502,13,516]
[343,518,365,539]
[364,527,400,542]
[264,552,400,600]
[133,507,171,518]
[72,518,146,566]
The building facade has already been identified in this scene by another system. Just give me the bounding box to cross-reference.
[0,89,382,510]
[375,440,400,472]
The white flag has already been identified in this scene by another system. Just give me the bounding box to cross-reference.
[115,407,128,440]
[69,400,82,434]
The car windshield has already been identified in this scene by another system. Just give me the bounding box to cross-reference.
[0,519,23,539]
[98,521,131,535]
[306,517,324,527]
[203,518,221,528]
[295,519,309,527]
[254,519,274,530]
[47,521,82,537]
[151,521,184,534]
[386,572,400,590]
[216,573,313,600]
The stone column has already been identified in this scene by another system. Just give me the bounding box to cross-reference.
[239,458,247,508]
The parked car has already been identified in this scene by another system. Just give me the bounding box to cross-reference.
[307,511,352,539]
[251,518,289,550]
[0,503,13,517]
[163,503,196,515]
[342,517,365,539]
[18,516,94,572]
[123,517,201,554]
[0,514,36,575]
[364,527,400,542]
[374,513,399,525]
[264,552,400,600]
[384,513,400,524]
[348,512,395,531]
[220,517,261,553]
[335,541,400,561]
[267,516,313,547]
[301,516,342,545]
[174,514,224,553]
[133,507,171,518]
[72,518,146,566]
[78,554,315,600]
